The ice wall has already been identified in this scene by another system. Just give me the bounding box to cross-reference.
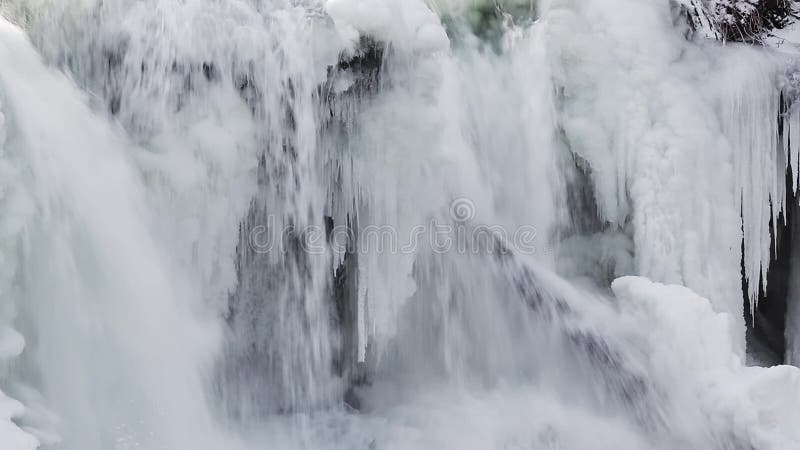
[1,0,800,449]
[545,0,800,353]
[614,276,800,449]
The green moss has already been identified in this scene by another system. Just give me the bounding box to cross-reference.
[440,0,536,52]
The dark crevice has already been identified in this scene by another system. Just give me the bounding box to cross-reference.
[216,36,387,418]
[743,95,798,365]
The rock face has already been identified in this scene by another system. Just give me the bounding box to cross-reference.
[712,0,795,41]
[675,0,800,364]
[682,0,797,42]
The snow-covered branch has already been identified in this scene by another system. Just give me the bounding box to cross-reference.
[681,0,797,42]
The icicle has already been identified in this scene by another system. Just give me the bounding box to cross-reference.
[722,64,785,315]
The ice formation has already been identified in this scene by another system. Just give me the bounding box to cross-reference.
[326,0,449,52]
[0,0,800,448]
[613,276,800,448]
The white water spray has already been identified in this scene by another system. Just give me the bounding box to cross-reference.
[1,0,800,449]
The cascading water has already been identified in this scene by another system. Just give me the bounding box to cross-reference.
[2,0,800,448]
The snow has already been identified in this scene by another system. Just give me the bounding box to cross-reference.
[614,276,800,449]
[680,0,724,39]
[613,276,741,371]
[767,19,800,54]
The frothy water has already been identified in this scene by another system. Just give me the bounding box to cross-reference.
[1,0,800,449]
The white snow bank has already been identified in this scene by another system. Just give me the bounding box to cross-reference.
[677,0,723,39]
[767,18,800,55]
[613,276,740,372]
[613,276,800,449]
[325,0,449,52]
[699,365,800,449]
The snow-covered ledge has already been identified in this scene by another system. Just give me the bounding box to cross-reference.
[679,0,798,43]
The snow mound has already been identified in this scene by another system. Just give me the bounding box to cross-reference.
[613,276,800,449]
[613,276,740,372]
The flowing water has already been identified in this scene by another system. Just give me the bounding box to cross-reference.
[1,0,800,449]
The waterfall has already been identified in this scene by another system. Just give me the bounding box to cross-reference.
[1,0,800,448]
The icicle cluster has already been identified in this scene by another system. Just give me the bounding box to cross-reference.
[720,60,784,315]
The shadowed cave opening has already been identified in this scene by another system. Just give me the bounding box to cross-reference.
[743,104,800,366]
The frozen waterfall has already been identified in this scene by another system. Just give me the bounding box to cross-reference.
[1,0,800,448]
